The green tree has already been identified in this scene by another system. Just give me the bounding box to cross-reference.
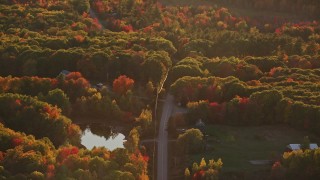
[187,100,209,124]
[177,128,204,154]
[88,157,108,178]
[120,171,135,180]
[301,136,311,150]
[0,93,81,146]
[143,51,172,84]
[29,171,45,180]
[278,148,320,179]
[249,90,283,124]
[124,127,140,153]
[136,109,152,131]
[71,0,90,14]
[42,88,71,115]
[3,147,44,174]
[199,158,207,170]
[147,37,177,55]
[184,168,191,180]
[145,81,155,98]
[192,162,199,175]
[112,148,130,167]
[170,65,203,83]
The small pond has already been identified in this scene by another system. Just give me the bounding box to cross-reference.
[80,124,126,151]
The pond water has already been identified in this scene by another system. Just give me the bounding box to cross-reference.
[80,124,126,151]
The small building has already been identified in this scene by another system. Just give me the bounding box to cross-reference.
[92,83,111,92]
[96,83,104,89]
[195,119,205,134]
[59,70,70,76]
[285,143,319,152]
[176,128,186,134]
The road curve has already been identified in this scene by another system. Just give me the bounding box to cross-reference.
[157,94,174,180]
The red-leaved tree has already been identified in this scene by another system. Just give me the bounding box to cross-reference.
[113,75,134,95]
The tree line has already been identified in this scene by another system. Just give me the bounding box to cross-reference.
[171,74,320,135]
[214,0,320,18]
[0,123,149,179]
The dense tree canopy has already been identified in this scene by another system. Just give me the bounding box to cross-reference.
[272,148,320,179]
[1,0,320,179]
[0,93,81,146]
[0,124,149,179]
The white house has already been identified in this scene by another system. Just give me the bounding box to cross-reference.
[286,143,318,151]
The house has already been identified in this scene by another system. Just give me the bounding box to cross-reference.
[59,70,70,76]
[195,119,205,134]
[176,128,186,134]
[285,143,319,152]
[92,83,104,90]
[96,83,104,89]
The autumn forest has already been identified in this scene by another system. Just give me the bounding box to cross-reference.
[0,0,320,179]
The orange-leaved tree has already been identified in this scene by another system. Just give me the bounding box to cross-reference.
[113,75,134,95]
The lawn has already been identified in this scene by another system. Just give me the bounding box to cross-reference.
[190,125,320,173]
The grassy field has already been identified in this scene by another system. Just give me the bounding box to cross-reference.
[190,125,320,174]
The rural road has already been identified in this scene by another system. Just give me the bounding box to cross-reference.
[157,94,174,180]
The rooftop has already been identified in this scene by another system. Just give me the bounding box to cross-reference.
[286,143,318,151]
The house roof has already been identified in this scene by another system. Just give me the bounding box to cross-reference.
[195,119,205,127]
[287,143,318,150]
[310,144,319,149]
[287,144,301,151]
[60,70,70,76]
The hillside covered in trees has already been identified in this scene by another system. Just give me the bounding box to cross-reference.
[0,0,320,179]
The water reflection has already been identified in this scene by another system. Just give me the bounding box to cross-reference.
[80,124,126,151]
